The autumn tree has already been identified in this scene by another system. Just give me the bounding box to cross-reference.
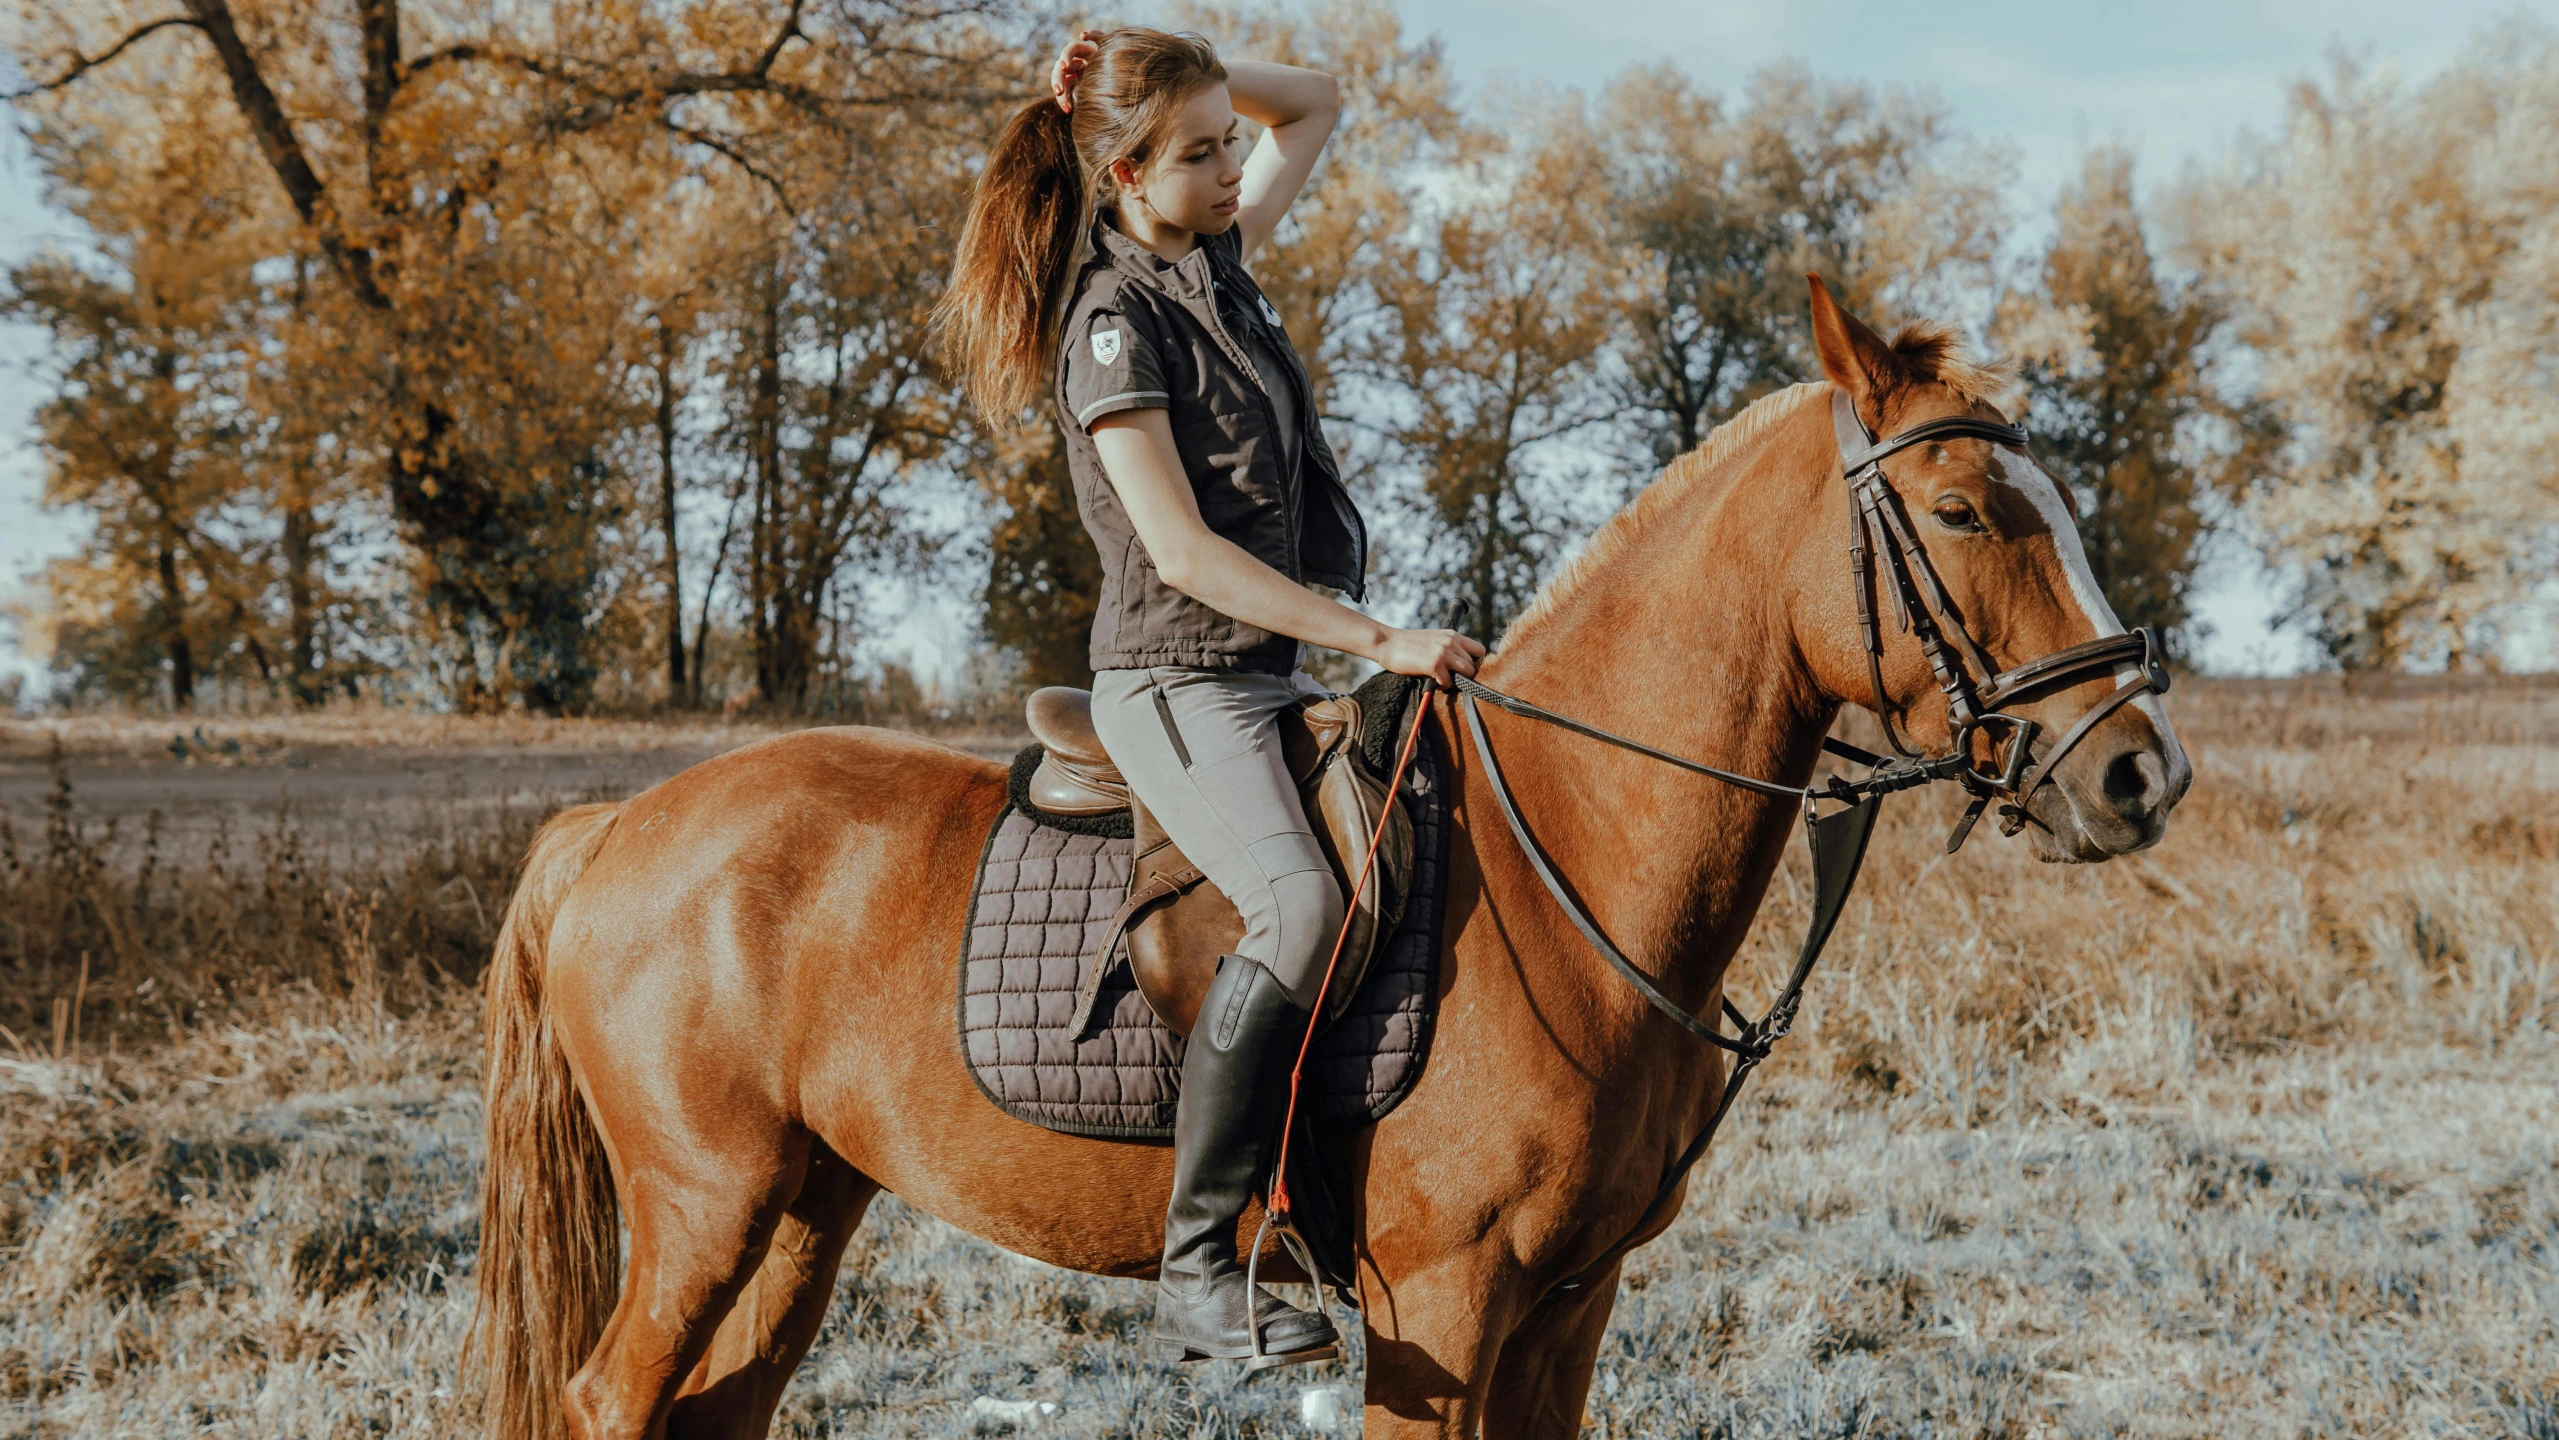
[6,0,1008,710]
[1998,147,2213,645]
[2172,21,2559,668]
[10,260,238,705]
[717,147,963,711]
[1358,93,1623,635]
[974,425,1095,689]
[1601,61,2009,469]
[1,47,294,706]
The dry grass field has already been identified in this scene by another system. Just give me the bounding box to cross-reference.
[1,678,2553,1438]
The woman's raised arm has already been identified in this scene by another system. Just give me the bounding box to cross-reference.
[1224,60,1341,262]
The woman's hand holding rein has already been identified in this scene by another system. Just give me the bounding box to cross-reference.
[1374,628,1487,688]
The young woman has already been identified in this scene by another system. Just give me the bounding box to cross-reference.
[934,27,1482,1366]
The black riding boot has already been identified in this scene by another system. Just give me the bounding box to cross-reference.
[1152,954,1340,1366]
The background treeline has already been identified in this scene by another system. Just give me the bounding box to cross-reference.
[4,0,2556,715]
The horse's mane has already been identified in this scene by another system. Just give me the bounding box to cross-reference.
[1499,381,1824,650]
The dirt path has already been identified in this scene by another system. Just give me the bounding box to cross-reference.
[0,727,1024,859]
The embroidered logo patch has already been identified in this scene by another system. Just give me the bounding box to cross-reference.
[1258,294,1281,325]
[1092,329,1122,365]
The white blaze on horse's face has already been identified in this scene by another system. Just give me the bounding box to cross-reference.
[1986,445,2193,854]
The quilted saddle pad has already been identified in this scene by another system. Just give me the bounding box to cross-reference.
[957,724,1449,1141]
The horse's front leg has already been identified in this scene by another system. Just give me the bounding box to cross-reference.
[1483,1264,1620,1440]
[1356,1250,1530,1438]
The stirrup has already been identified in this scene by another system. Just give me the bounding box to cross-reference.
[1240,1208,1339,1371]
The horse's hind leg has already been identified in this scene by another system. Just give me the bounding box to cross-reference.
[666,1143,878,1439]
[561,1113,814,1440]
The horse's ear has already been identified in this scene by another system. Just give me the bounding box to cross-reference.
[1806,274,1903,422]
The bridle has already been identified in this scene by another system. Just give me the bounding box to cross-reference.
[1831,389,2171,851]
[1449,387,2174,1297]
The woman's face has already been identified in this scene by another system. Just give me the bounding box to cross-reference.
[1120,82,1244,235]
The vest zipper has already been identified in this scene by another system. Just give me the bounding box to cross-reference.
[1201,272,1302,584]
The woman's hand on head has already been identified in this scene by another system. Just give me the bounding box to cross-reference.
[1051,29,1104,112]
[1372,628,1485,688]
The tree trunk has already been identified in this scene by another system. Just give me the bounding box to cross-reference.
[656,326,687,703]
[156,541,195,710]
[282,476,318,706]
[746,261,796,710]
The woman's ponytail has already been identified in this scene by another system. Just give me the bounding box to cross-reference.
[933,29,1227,427]
[935,97,1088,424]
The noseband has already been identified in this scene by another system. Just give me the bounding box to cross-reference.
[1452,388,2175,1297]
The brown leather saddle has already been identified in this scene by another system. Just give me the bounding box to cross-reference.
[1020,685,1415,1041]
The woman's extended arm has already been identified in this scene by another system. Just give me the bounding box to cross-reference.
[1090,409,1481,684]
[1223,60,1340,262]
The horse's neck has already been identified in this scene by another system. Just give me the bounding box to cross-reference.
[1467,417,1837,1015]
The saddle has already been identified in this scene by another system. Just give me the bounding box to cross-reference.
[1021,684,1415,1041]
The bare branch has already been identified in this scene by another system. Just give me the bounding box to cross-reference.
[748,0,807,78]
[401,11,1004,141]
[399,42,570,86]
[175,0,389,309]
[356,0,402,190]
[4,15,202,99]
[668,125,799,219]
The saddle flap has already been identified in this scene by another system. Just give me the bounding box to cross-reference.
[1121,793,1239,1036]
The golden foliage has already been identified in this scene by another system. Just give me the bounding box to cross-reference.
[2171,19,2559,669]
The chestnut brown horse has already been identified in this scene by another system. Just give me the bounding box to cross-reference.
[469,281,2190,1439]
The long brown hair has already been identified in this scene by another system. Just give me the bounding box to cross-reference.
[933,28,1228,424]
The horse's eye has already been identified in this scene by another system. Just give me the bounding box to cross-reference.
[1933,499,1981,531]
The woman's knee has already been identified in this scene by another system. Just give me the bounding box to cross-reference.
[1260,866,1347,1008]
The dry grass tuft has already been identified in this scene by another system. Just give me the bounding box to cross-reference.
[0,679,2552,1436]
[0,736,562,1049]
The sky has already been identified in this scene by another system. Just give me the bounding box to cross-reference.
[1,0,2548,691]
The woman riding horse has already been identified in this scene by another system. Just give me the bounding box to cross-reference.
[932,28,1483,1365]
[470,101,2190,1440]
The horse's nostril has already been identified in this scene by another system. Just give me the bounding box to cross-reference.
[2103,749,2164,814]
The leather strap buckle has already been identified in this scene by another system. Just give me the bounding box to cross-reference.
[1952,712,2040,797]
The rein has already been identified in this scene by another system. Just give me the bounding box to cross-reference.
[1455,392,2174,1297]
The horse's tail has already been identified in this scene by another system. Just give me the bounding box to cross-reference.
[466,801,624,1440]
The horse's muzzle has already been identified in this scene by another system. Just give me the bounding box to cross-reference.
[2026,716,2192,862]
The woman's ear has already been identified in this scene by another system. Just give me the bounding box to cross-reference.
[1807,274,1905,431]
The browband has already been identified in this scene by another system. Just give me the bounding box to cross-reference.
[1836,411,2030,474]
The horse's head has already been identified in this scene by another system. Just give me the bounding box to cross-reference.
[1795,277,2191,862]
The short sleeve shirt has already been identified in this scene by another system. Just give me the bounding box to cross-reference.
[1061,305,1172,433]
